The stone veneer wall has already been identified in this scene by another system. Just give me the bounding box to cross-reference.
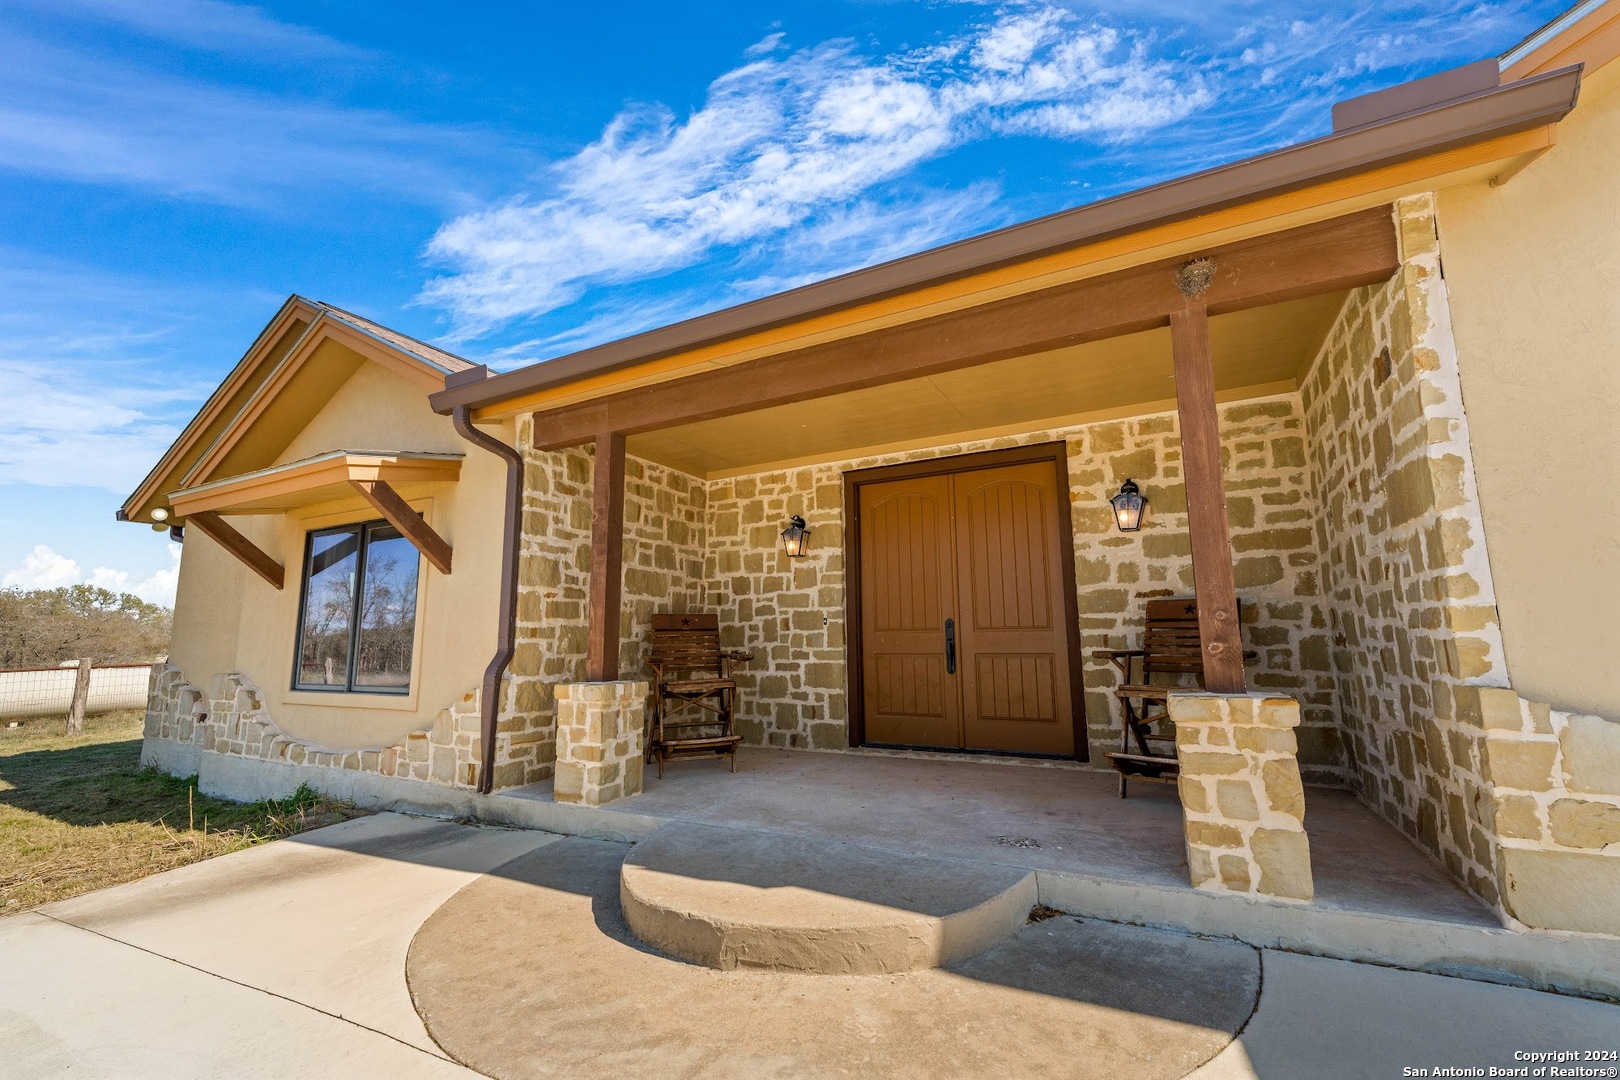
[502,430,708,785]
[503,395,1340,777]
[1299,194,1513,906]
[1170,693,1313,902]
[553,680,648,806]
[1461,686,1620,935]
[702,398,1342,776]
[143,664,551,791]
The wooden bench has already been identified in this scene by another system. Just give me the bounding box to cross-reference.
[1095,597,1254,797]
[644,613,753,778]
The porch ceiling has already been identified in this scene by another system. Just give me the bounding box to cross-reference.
[626,291,1347,478]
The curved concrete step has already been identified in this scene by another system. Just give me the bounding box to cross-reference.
[620,822,1036,974]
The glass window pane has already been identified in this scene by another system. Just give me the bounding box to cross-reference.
[353,525,419,690]
[297,528,360,688]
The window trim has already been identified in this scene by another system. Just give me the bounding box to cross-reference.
[291,517,421,696]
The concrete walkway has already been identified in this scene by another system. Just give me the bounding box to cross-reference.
[0,812,1616,1079]
[0,813,547,1079]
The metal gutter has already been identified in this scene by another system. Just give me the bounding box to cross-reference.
[451,406,523,795]
[429,64,1582,418]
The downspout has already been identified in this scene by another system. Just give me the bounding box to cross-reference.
[452,405,522,795]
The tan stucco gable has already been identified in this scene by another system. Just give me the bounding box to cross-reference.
[120,297,471,525]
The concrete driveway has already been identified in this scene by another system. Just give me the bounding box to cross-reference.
[1,811,1616,1079]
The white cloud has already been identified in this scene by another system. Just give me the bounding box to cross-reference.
[2,545,82,590]
[2,542,181,606]
[19,0,365,60]
[419,4,1211,339]
[0,358,187,491]
[0,15,515,210]
[0,254,220,492]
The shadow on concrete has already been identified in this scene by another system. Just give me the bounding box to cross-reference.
[404,834,1262,1080]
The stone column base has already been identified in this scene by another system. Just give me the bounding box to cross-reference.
[1171,692,1313,902]
[554,681,649,807]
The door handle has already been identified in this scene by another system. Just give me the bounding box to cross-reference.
[944,618,956,674]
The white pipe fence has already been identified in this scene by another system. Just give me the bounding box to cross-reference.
[0,662,156,721]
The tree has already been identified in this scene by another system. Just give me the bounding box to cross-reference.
[0,585,172,669]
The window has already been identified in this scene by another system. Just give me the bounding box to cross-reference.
[294,520,420,693]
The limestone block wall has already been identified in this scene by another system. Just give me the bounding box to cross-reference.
[1461,686,1620,935]
[704,468,849,750]
[1300,194,1512,906]
[553,680,648,806]
[143,663,549,792]
[1170,693,1313,902]
[505,428,707,784]
[703,397,1342,775]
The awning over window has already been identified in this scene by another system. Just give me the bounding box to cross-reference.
[165,450,463,587]
[167,450,462,516]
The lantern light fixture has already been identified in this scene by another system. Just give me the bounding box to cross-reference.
[150,507,170,522]
[1110,479,1147,532]
[780,514,811,558]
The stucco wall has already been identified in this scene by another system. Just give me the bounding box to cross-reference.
[1299,194,1511,906]
[1436,60,1620,721]
[162,357,511,752]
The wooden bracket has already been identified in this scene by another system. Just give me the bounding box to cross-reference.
[348,479,453,574]
[187,511,285,589]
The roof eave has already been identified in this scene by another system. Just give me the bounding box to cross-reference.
[430,63,1582,418]
[118,294,317,521]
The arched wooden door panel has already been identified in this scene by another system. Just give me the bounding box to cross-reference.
[852,448,1082,758]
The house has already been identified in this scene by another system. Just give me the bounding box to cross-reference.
[124,1,1620,962]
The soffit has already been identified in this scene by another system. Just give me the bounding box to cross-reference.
[628,291,1346,478]
[201,338,369,483]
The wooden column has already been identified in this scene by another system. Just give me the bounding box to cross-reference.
[585,431,627,682]
[1170,289,1246,694]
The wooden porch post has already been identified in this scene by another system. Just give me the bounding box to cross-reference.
[585,431,626,682]
[1170,263,1246,694]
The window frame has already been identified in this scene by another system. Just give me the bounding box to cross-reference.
[291,518,421,695]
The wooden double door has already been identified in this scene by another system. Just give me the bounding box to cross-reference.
[853,449,1083,758]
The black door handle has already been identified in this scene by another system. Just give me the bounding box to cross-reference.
[945,618,956,674]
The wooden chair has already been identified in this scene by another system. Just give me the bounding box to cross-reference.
[644,613,753,778]
[1095,597,1254,798]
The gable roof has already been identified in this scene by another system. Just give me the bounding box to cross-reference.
[119,296,473,524]
[314,301,478,376]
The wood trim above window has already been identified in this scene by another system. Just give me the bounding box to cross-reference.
[168,450,462,517]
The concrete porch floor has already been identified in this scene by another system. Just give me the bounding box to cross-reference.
[505,746,1495,929]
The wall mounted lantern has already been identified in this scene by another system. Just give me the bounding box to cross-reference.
[780,515,812,558]
[1110,479,1147,532]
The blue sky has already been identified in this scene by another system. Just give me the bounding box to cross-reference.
[0,0,1569,605]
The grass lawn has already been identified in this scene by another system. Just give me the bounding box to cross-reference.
[0,711,366,912]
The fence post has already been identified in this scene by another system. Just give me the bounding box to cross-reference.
[67,658,92,735]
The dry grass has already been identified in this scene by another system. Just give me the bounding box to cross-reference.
[0,712,367,912]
